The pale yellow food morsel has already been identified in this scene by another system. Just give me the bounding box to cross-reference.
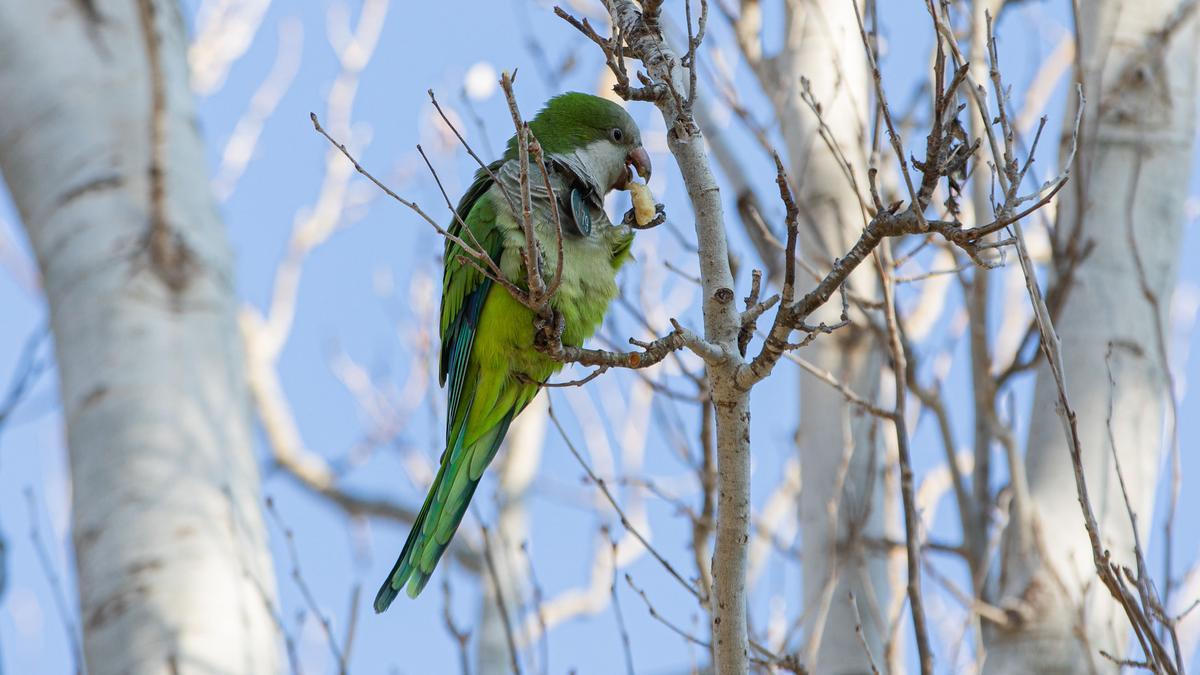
[629,181,656,227]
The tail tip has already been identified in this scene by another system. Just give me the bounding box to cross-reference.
[374,570,434,612]
[374,583,400,614]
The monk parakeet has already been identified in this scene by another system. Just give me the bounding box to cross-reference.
[374,92,651,611]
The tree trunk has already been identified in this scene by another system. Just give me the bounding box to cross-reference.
[0,1,280,674]
[765,2,890,671]
[985,1,1198,672]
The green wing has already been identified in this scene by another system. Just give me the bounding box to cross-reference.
[438,163,507,440]
[375,163,520,611]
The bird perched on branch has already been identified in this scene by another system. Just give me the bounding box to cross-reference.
[375,92,652,611]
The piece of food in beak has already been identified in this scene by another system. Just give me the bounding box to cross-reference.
[629,181,656,227]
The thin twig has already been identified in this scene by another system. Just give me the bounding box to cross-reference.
[310,113,509,292]
[610,540,637,675]
[265,498,345,669]
[877,244,933,674]
[339,585,361,675]
[23,488,83,675]
[547,400,703,602]
[0,324,49,439]
[442,581,473,675]
[849,592,882,675]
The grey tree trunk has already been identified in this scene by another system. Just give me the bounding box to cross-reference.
[0,1,280,673]
[985,1,1198,672]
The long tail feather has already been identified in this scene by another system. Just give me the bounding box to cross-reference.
[374,411,515,611]
[374,459,445,612]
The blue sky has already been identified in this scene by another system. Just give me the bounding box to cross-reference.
[1,1,1198,673]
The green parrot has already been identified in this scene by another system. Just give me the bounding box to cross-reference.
[374,92,652,611]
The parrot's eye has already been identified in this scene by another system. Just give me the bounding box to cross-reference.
[609,127,624,143]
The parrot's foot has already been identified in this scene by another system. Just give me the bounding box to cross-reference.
[621,202,666,230]
[533,308,566,352]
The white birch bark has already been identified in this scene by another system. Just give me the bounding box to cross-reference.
[0,1,279,673]
[762,2,890,670]
[985,1,1198,671]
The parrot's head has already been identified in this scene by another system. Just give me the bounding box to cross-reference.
[512,92,651,194]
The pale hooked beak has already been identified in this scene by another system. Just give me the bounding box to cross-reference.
[628,146,652,183]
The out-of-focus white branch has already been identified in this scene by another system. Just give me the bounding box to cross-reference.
[517,528,644,647]
[213,18,303,201]
[189,0,274,95]
[231,0,467,568]
[915,453,974,539]
[256,0,389,360]
[241,308,482,567]
[1015,34,1075,135]
[747,457,800,588]
[901,247,957,342]
[478,397,548,675]
[514,377,659,646]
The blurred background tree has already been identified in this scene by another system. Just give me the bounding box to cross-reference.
[0,1,1198,674]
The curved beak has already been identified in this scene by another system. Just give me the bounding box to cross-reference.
[628,146,652,183]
